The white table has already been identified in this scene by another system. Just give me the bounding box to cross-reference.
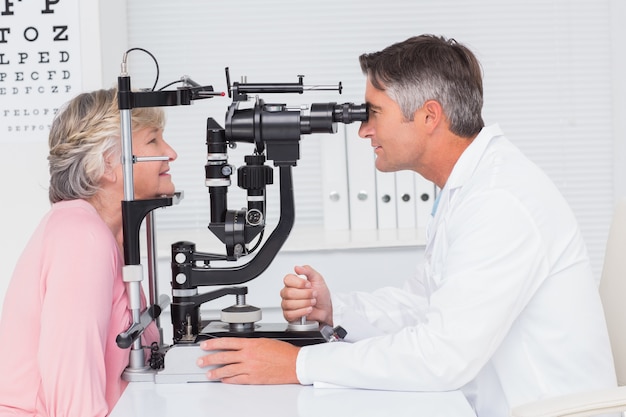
[110,381,477,417]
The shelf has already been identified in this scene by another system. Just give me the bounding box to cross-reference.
[145,225,426,259]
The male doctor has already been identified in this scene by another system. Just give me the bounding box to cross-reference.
[197,34,617,417]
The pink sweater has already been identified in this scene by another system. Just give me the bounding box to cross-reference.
[0,200,159,417]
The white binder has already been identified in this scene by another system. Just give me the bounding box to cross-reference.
[375,171,397,229]
[414,173,436,235]
[320,131,350,230]
[345,124,377,230]
[395,170,417,229]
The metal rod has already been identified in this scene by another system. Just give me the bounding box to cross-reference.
[120,109,134,200]
[134,155,170,162]
[146,211,161,331]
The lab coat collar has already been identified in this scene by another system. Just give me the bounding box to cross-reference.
[428,124,503,223]
[444,124,504,191]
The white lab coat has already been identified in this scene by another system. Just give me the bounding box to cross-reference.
[296,125,617,417]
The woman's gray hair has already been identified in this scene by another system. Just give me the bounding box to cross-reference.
[47,88,165,203]
[359,34,484,138]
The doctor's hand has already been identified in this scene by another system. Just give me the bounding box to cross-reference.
[197,337,300,384]
[281,265,333,326]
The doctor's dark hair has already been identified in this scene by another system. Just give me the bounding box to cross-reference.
[359,34,484,138]
[47,88,165,204]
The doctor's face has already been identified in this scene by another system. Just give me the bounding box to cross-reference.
[130,127,178,199]
[358,78,425,173]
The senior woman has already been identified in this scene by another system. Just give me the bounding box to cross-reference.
[0,88,177,417]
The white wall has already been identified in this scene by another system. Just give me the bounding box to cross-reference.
[610,0,626,199]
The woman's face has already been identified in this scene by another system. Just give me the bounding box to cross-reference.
[131,127,178,199]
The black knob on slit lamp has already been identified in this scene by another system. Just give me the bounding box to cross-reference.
[116,304,162,349]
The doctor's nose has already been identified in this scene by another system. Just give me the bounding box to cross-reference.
[358,119,374,139]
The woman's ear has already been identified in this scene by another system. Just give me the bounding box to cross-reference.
[101,153,118,184]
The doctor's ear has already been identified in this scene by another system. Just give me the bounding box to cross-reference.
[422,100,443,122]
[418,100,445,133]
